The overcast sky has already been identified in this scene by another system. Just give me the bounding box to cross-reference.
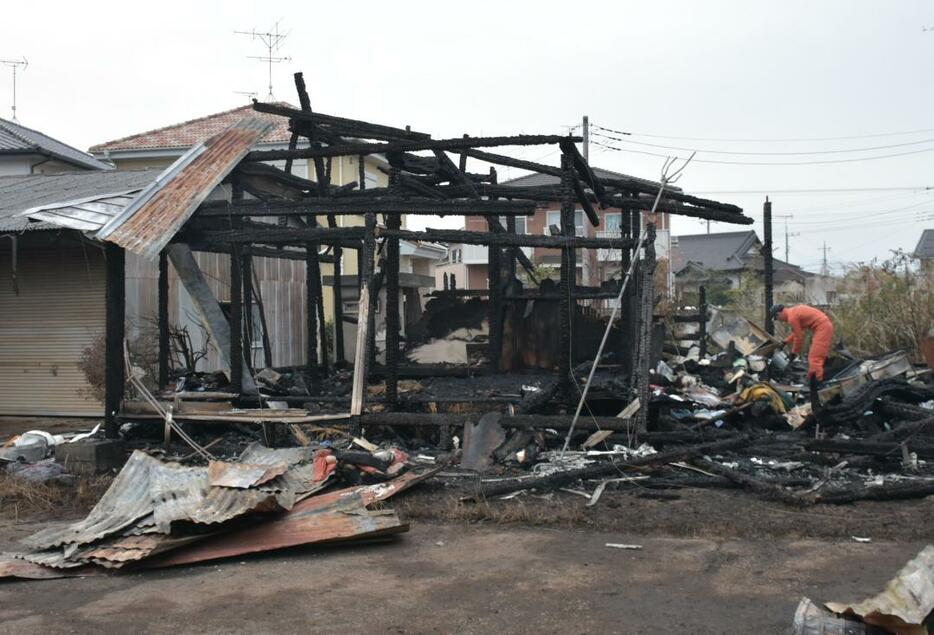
[3,0,932,272]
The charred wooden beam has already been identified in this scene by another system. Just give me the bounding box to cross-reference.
[157,249,169,388]
[598,176,743,215]
[558,154,575,396]
[470,435,750,499]
[384,213,401,406]
[461,148,564,178]
[230,244,244,394]
[253,100,430,141]
[244,134,577,162]
[570,173,600,227]
[104,243,125,438]
[377,227,634,249]
[181,226,365,246]
[559,138,607,203]
[197,198,536,216]
[691,458,813,506]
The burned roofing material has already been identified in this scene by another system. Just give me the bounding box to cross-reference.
[96,117,274,258]
[0,117,113,171]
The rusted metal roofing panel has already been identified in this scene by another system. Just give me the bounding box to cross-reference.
[97,117,274,258]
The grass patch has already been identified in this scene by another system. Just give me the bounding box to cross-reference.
[0,472,112,522]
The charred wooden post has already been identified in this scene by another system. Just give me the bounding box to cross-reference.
[305,220,320,372]
[621,210,641,379]
[634,223,657,433]
[762,197,775,335]
[361,211,378,383]
[157,249,169,388]
[698,285,708,357]
[488,167,504,372]
[385,213,401,406]
[104,243,125,438]
[332,243,345,364]
[242,251,254,373]
[229,244,244,394]
[559,154,576,395]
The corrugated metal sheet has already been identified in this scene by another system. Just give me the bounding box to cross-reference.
[22,190,141,232]
[23,450,156,550]
[98,118,274,258]
[0,243,105,416]
[0,170,159,232]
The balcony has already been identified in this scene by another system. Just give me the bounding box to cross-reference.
[461,243,532,265]
[596,230,623,262]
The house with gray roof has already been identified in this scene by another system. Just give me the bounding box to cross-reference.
[914,229,934,271]
[0,117,113,175]
[670,230,836,306]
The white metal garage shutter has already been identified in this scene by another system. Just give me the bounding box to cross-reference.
[0,241,105,416]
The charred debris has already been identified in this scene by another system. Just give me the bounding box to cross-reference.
[5,71,934,580]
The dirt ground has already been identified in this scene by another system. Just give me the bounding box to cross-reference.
[0,518,924,634]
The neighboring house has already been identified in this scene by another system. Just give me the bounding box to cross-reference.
[0,117,113,175]
[914,229,934,272]
[434,166,672,291]
[670,230,836,306]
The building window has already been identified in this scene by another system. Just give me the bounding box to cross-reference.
[546,210,584,236]
[604,212,622,235]
[499,215,528,234]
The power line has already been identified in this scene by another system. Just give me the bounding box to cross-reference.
[689,186,934,194]
[590,122,934,143]
[590,129,934,156]
[591,139,934,166]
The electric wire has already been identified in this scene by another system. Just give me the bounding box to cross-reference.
[590,122,934,143]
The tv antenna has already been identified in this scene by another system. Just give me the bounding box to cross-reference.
[235,21,291,102]
[0,57,28,122]
[233,90,258,104]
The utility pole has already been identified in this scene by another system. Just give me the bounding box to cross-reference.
[773,214,795,262]
[582,115,589,162]
[820,242,831,276]
[763,197,775,334]
[1,57,28,122]
[235,21,291,102]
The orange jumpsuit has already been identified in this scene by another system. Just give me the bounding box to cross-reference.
[781,305,833,381]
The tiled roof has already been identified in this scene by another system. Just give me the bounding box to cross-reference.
[501,166,678,192]
[90,103,295,153]
[0,117,113,171]
[914,229,934,259]
[673,230,759,272]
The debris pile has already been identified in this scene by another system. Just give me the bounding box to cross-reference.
[454,309,934,508]
[0,441,436,580]
[794,545,934,635]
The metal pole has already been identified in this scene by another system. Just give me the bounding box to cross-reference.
[582,115,589,162]
[763,197,774,335]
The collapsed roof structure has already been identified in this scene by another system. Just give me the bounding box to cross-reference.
[21,72,751,436]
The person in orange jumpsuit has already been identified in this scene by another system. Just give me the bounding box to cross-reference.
[770,304,834,381]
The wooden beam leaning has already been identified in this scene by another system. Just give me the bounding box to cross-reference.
[559,138,607,203]
[196,198,536,216]
[350,212,378,416]
[244,134,579,162]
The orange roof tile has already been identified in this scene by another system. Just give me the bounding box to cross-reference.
[90,103,294,153]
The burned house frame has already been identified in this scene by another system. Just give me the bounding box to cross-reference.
[73,73,751,437]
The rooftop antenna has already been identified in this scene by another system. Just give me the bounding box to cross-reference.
[233,90,259,104]
[235,21,291,102]
[0,57,28,122]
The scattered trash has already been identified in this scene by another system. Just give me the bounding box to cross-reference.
[851,536,872,543]
[605,543,643,550]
